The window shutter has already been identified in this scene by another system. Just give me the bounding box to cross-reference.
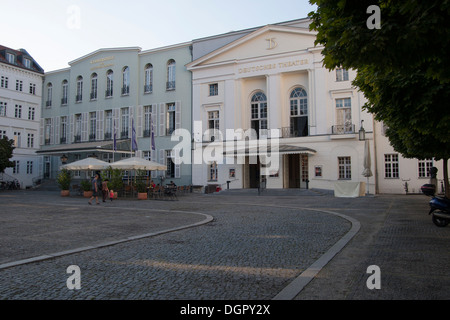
[39,118,44,145]
[96,110,104,141]
[54,117,60,145]
[137,105,143,138]
[81,112,88,141]
[69,114,74,143]
[159,149,165,177]
[174,147,180,178]
[175,100,181,130]
[151,149,157,178]
[159,103,165,136]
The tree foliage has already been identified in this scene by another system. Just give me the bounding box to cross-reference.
[0,136,15,173]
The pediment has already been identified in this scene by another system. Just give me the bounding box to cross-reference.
[188,26,317,68]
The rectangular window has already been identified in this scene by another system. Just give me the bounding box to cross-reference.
[336,68,349,81]
[28,107,35,120]
[13,160,19,174]
[44,118,52,145]
[208,162,218,181]
[166,150,175,178]
[14,105,22,118]
[418,159,433,178]
[26,161,33,174]
[338,156,351,180]
[209,83,218,96]
[16,80,23,91]
[6,53,15,64]
[27,133,34,148]
[0,130,6,139]
[75,114,82,142]
[62,82,68,105]
[29,83,36,95]
[91,77,98,100]
[208,110,219,141]
[104,110,112,140]
[166,103,175,135]
[121,107,129,138]
[13,131,21,148]
[334,98,353,134]
[1,76,9,88]
[384,154,399,178]
[89,112,96,141]
[144,105,152,137]
[60,116,67,144]
[24,58,32,69]
[0,102,6,116]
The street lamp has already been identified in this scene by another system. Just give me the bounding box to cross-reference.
[359,120,366,141]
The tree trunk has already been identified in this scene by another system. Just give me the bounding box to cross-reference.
[444,158,450,198]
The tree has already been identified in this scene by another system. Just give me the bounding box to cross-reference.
[309,0,450,196]
[0,136,15,173]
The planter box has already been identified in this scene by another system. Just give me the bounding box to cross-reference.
[60,190,70,197]
[83,191,93,198]
[137,192,147,200]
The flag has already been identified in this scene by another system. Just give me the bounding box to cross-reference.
[113,119,117,151]
[151,117,156,151]
[131,118,138,151]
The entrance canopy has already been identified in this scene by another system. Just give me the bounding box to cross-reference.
[226,144,316,157]
[37,139,133,156]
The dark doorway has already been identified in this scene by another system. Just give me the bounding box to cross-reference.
[288,154,300,188]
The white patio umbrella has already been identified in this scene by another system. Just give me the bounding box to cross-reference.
[60,157,110,171]
[362,139,373,195]
[109,157,167,171]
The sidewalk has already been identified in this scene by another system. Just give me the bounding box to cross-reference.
[0,189,449,300]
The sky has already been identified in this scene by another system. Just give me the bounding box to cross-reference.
[1,0,316,72]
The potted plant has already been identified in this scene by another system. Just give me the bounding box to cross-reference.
[135,169,148,200]
[107,167,123,199]
[56,169,71,197]
[80,179,92,198]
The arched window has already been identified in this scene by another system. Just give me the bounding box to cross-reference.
[46,83,52,107]
[61,80,68,105]
[76,76,83,102]
[289,87,308,137]
[122,66,129,95]
[251,91,267,138]
[106,70,113,97]
[166,59,175,90]
[90,73,98,100]
[144,63,153,93]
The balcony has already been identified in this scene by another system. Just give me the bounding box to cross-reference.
[105,89,113,98]
[60,137,66,144]
[332,124,355,135]
[143,129,151,137]
[75,94,82,103]
[121,85,129,96]
[166,81,175,91]
[61,97,68,105]
[121,131,129,139]
[89,133,96,142]
[90,92,97,100]
[45,100,52,108]
[74,135,81,143]
[144,84,152,93]
[104,132,112,140]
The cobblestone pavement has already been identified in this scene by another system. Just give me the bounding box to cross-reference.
[0,189,449,301]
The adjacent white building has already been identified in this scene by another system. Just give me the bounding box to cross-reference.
[0,45,44,189]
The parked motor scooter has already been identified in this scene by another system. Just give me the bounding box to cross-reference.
[421,184,450,227]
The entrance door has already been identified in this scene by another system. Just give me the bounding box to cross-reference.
[288,154,300,188]
[249,162,260,188]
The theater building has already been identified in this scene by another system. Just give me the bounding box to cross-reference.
[187,19,376,194]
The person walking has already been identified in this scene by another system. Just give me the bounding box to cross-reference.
[102,178,109,202]
[88,174,100,205]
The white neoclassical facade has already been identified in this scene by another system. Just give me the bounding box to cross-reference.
[187,22,375,194]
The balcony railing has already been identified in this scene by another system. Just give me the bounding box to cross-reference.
[105,89,113,98]
[332,124,355,134]
[104,132,112,140]
[45,100,52,108]
[90,92,97,100]
[60,137,66,144]
[143,129,151,137]
[75,94,82,103]
[74,135,81,143]
[144,84,153,93]
[61,97,68,105]
[121,85,129,95]
[166,81,176,91]
[89,133,96,141]
[121,131,129,139]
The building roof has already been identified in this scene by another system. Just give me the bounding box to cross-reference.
[0,45,44,74]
